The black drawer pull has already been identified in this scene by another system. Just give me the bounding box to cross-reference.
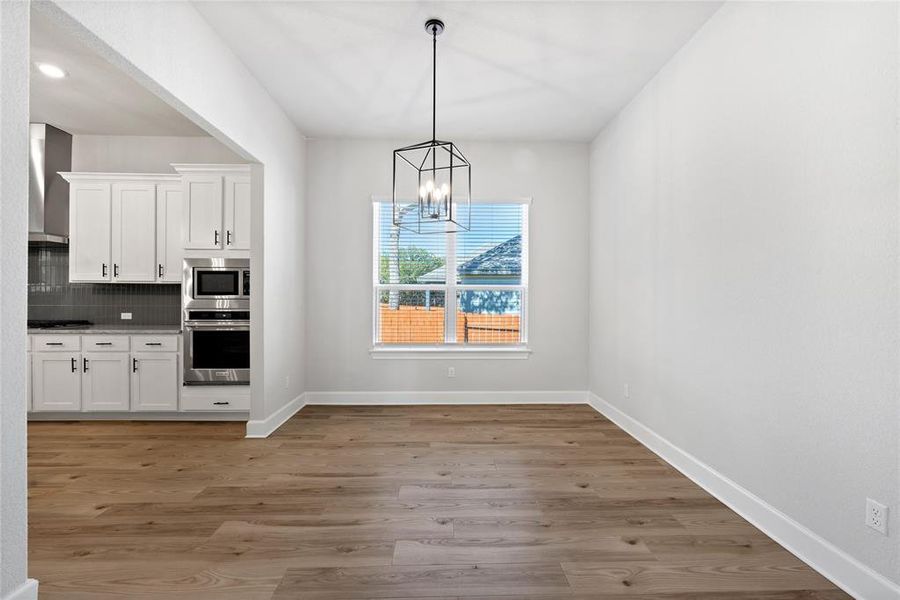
[95,342,113,346]
[212,401,230,406]
[145,342,163,346]
[45,342,64,346]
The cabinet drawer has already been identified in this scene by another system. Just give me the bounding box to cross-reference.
[131,335,179,352]
[180,387,249,411]
[31,335,81,352]
[82,335,130,351]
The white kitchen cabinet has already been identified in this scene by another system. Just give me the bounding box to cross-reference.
[156,183,183,282]
[173,164,251,254]
[62,173,182,284]
[224,175,251,250]
[27,354,33,412]
[82,352,130,411]
[32,352,81,411]
[131,352,179,411]
[112,182,157,282]
[182,174,224,250]
[68,181,111,282]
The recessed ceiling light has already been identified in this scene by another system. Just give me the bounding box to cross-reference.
[36,63,66,79]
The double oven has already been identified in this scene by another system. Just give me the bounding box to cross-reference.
[183,258,250,385]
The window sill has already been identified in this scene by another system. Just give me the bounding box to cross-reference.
[369,345,531,360]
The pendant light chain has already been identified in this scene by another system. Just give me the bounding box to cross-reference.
[432,26,437,142]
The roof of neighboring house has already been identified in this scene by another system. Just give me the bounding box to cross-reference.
[417,235,521,283]
[458,235,521,277]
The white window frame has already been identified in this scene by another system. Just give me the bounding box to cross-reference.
[370,196,531,359]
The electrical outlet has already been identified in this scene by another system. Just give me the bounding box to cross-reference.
[866,498,888,535]
[447,367,456,378]
[120,312,132,320]
[624,383,630,399]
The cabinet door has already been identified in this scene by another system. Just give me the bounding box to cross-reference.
[156,183,183,282]
[131,352,179,411]
[112,182,157,282]
[69,182,111,282]
[32,353,81,411]
[183,175,223,249]
[224,175,251,250]
[27,353,32,412]
[82,352,130,411]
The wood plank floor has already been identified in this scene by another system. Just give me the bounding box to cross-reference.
[28,404,849,599]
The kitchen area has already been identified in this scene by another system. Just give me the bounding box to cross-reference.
[27,122,252,419]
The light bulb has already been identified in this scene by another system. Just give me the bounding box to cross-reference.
[441,183,450,196]
[419,185,426,199]
[425,180,434,192]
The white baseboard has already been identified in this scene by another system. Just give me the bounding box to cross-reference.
[587,393,900,600]
[245,392,306,438]
[305,390,589,405]
[3,579,38,600]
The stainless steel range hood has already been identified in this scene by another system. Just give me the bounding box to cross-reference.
[29,123,72,245]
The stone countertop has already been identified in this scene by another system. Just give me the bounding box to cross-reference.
[28,325,182,335]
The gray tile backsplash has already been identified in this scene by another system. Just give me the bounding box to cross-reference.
[28,245,181,326]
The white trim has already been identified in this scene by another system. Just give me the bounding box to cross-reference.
[370,345,531,359]
[170,163,251,174]
[2,579,38,600]
[306,390,587,405]
[371,194,532,205]
[586,393,900,600]
[59,172,180,182]
[245,392,306,438]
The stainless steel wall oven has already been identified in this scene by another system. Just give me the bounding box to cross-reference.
[183,259,250,385]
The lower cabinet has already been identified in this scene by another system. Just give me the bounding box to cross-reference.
[30,334,182,413]
[131,352,179,411]
[82,352,131,411]
[32,353,82,411]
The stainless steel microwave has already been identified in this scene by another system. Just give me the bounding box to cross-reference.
[183,258,249,308]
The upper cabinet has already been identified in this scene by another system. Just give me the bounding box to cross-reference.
[156,183,183,283]
[69,181,112,282]
[61,173,182,284]
[112,181,157,282]
[173,164,251,254]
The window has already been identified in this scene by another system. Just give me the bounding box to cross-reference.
[373,200,529,351]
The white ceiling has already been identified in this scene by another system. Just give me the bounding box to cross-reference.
[196,1,722,141]
[30,10,207,136]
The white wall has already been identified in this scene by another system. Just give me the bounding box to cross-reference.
[72,135,241,172]
[0,2,36,598]
[306,139,589,394]
[589,1,899,588]
[41,1,308,425]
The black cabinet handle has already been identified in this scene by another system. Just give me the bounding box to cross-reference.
[45,342,63,346]
[132,358,138,373]
[145,342,162,346]
[95,342,112,346]
[214,230,219,245]
[158,264,164,278]
[102,263,108,277]
[113,264,119,278]
[71,357,77,373]
[226,230,232,246]
[213,401,230,406]
[83,357,88,372]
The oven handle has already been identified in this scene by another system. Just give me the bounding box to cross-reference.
[184,323,250,330]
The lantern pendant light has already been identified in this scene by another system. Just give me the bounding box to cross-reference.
[392,18,471,234]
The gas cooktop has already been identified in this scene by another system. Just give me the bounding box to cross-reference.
[27,319,92,329]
